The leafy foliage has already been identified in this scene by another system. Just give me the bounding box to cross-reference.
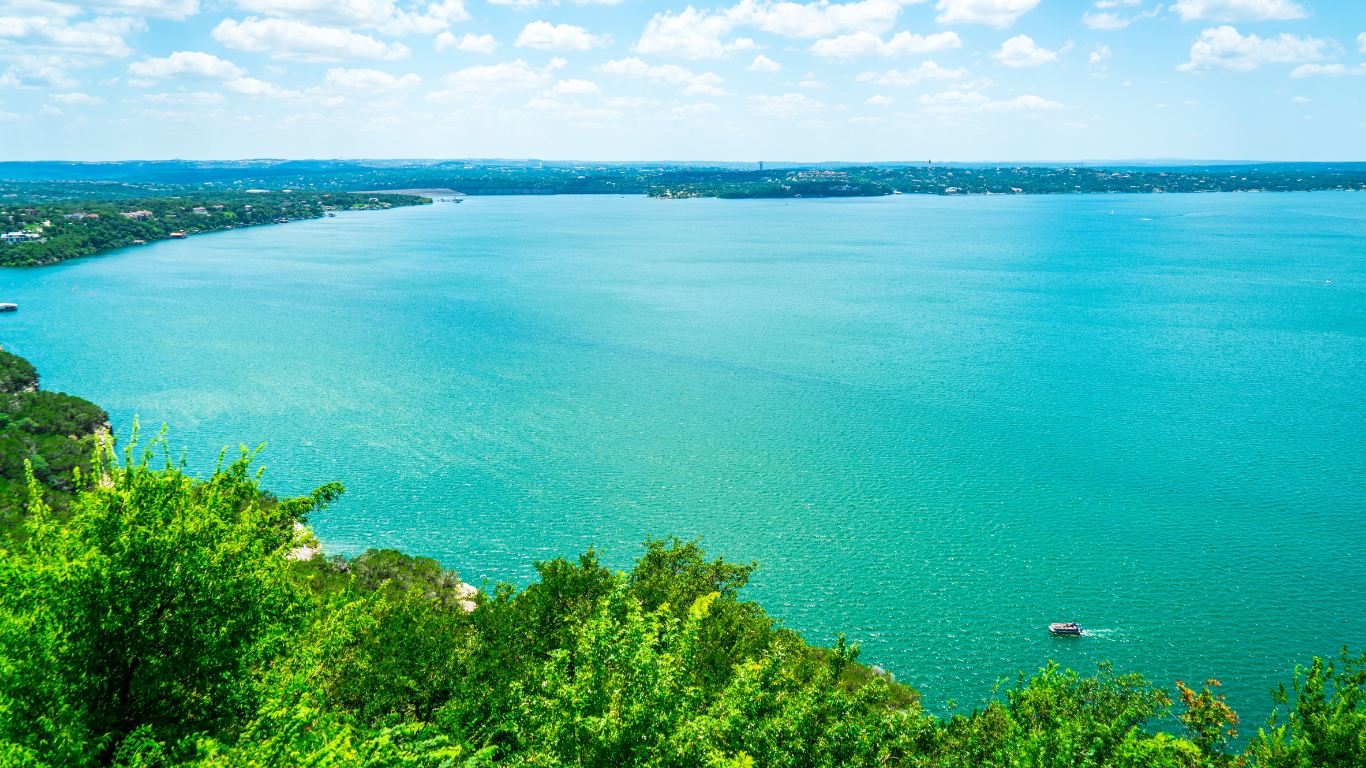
[1245,649,1366,768]
[0,432,1361,767]
[1177,679,1239,757]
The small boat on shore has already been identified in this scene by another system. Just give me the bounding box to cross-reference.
[168,231,186,239]
[0,304,16,312]
[1049,622,1082,635]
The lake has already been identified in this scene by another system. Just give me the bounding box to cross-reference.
[4,192,1363,725]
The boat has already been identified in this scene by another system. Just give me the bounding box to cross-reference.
[1049,622,1082,635]
[0,304,16,312]
[326,212,336,217]
[168,231,186,238]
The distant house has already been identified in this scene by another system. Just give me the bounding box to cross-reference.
[122,211,154,221]
[63,212,99,220]
[212,205,224,210]
[2,232,41,245]
[192,207,208,215]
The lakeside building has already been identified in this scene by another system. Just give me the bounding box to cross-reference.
[121,211,154,221]
[2,232,41,244]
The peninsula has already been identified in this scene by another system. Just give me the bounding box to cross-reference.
[0,188,426,267]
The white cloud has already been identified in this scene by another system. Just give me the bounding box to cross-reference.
[137,90,223,103]
[990,34,1058,67]
[1082,5,1160,29]
[594,57,653,77]
[1178,26,1331,71]
[487,0,539,6]
[668,101,720,116]
[427,59,553,101]
[437,32,498,53]
[1289,63,1366,77]
[748,92,823,115]
[1358,32,1365,53]
[550,77,599,94]
[634,6,755,59]
[224,76,301,98]
[748,53,783,70]
[522,98,622,120]
[919,89,1062,112]
[865,93,893,103]
[736,0,929,38]
[683,82,729,94]
[1290,95,1308,102]
[919,88,986,104]
[40,103,61,114]
[934,0,1040,28]
[426,0,470,21]
[634,0,939,60]
[1088,44,1111,75]
[127,50,245,79]
[88,0,199,20]
[50,90,103,103]
[0,54,78,89]
[1170,0,1306,22]
[809,30,961,58]
[229,0,468,35]
[213,17,410,61]
[593,57,726,94]
[604,95,658,107]
[854,60,967,84]
[515,21,610,51]
[0,15,142,60]
[324,67,421,91]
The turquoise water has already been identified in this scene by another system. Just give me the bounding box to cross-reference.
[3,194,1364,725]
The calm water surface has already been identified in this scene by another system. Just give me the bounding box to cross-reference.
[4,193,1364,724]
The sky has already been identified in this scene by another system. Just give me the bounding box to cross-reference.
[0,0,1364,161]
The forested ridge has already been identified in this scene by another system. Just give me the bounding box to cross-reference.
[0,350,1362,768]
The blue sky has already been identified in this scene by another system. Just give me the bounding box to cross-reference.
[1,0,1363,161]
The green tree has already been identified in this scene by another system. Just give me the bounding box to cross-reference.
[1245,649,1366,768]
[0,438,341,765]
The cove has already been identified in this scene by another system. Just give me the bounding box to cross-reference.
[3,192,1363,724]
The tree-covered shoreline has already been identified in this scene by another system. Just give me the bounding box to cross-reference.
[0,350,1362,768]
[0,191,426,267]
